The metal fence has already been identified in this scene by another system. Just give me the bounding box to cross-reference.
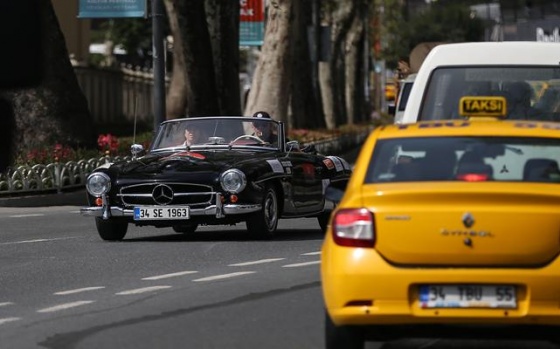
[73,64,166,125]
[0,155,131,195]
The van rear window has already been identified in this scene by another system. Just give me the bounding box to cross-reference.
[419,67,560,122]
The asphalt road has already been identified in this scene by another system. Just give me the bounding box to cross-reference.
[0,207,557,349]
[0,145,558,349]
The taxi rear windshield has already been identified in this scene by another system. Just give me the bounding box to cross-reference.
[419,66,560,122]
[366,136,560,183]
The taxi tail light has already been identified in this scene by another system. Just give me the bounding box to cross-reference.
[332,208,375,248]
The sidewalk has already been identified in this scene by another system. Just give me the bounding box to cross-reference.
[0,146,363,208]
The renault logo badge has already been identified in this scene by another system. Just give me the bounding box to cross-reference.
[152,184,174,205]
[462,212,475,228]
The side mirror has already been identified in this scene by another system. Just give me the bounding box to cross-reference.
[301,144,317,154]
[131,144,145,158]
[286,140,300,152]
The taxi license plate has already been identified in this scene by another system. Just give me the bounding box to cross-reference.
[419,285,516,309]
[133,206,190,220]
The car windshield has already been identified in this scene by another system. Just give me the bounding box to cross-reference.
[150,117,282,151]
[419,66,560,122]
[366,136,560,183]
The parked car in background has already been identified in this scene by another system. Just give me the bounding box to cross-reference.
[399,41,560,124]
[394,73,416,123]
[81,116,352,241]
[322,95,560,348]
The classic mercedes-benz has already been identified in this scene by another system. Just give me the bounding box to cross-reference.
[81,116,352,241]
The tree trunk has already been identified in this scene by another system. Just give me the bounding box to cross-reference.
[168,0,219,117]
[206,0,241,116]
[289,0,325,129]
[319,61,335,129]
[0,0,95,160]
[163,0,188,119]
[244,0,294,124]
[329,0,358,126]
[344,7,366,125]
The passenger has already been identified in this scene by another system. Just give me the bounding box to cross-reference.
[503,81,540,120]
[183,123,203,146]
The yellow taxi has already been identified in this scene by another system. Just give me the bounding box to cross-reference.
[321,96,560,348]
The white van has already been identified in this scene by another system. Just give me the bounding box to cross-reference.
[394,73,416,123]
[399,42,560,124]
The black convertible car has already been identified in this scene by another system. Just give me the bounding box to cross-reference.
[81,116,352,240]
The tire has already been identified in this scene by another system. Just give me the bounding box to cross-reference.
[95,218,128,241]
[325,311,365,349]
[246,186,279,239]
[318,211,331,232]
[172,223,199,234]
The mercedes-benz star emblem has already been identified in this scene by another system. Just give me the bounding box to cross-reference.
[152,184,174,205]
[462,212,475,228]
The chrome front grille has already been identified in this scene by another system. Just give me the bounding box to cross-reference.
[118,183,215,206]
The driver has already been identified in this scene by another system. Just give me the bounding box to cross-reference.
[183,123,203,146]
[251,111,277,144]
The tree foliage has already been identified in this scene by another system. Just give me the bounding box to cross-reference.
[381,1,485,69]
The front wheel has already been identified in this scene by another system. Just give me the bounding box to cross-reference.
[325,311,365,349]
[318,211,331,232]
[246,186,278,239]
[95,218,128,241]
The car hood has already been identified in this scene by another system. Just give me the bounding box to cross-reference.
[361,183,560,267]
[109,150,259,180]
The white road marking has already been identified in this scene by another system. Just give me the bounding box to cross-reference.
[0,317,20,325]
[302,251,321,256]
[9,214,45,218]
[54,287,106,295]
[193,272,255,282]
[282,261,321,268]
[228,258,284,266]
[0,302,14,307]
[69,210,81,214]
[115,286,172,295]
[0,237,76,245]
[142,271,198,280]
[37,301,94,313]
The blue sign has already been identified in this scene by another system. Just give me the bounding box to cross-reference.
[240,22,264,46]
[78,0,147,18]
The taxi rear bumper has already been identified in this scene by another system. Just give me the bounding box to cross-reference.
[321,240,560,327]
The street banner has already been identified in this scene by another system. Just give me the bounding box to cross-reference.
[240,0,265,46]
[78,0,147,18]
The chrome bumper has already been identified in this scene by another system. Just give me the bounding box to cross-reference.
[80,193,261,219]
[80,203,261,219]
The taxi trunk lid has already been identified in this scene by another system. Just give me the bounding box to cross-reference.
[366,183,560,267]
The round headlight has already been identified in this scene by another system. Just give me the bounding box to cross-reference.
[220,169,246,194]
[86,172,111,196]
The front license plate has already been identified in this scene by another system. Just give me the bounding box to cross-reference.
[133,206,190,220]
[419,285,516,309]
